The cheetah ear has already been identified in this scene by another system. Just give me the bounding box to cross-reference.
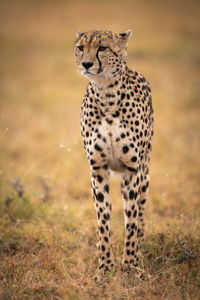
[119,29,132,41]
[76,30,85,39]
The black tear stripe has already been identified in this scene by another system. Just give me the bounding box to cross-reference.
[96,51,102,74]
[78,51,84,65]
[109,47,118,57]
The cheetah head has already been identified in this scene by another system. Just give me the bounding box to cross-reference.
[74,29,132,80]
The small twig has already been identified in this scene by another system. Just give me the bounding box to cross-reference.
[5,207,16,223]
[39,176,52,202]
[181,245,195,259]
[5,196,13,207]
[175,239,196,263]
[11,177,25,198]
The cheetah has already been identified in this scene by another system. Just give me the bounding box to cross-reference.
[74,29,154,278]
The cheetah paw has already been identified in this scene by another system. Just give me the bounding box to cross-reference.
[94,264,115,282]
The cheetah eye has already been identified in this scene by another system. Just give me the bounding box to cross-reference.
[98,46,107,52]
[77,45,84,51]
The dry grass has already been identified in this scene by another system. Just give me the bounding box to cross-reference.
[0,0,200,299]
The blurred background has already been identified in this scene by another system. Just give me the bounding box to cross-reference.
[0,0,200,298]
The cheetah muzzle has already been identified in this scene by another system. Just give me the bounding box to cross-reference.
[74,29,154,279]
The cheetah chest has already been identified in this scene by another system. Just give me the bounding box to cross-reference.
[96,117,124,171]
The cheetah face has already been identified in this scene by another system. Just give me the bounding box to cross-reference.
[74,30,132,79]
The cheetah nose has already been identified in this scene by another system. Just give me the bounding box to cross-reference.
[82,61,93,70]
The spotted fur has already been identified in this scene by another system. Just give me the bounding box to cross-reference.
[74,29,154,277]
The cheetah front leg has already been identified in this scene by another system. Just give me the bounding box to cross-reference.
[91,166,115,279]
[121,170,141,271]
[138,154,151,244]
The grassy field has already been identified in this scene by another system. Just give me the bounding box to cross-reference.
[0,0,200,299]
